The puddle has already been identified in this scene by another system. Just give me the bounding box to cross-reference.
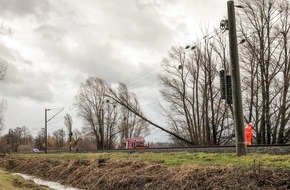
[14,173,82,190]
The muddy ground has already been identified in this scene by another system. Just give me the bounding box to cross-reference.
[0,156,289,190]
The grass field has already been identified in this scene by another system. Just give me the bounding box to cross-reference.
[15,151,290,169]
[0,169,52,190]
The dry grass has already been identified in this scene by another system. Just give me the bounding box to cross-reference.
[0,154,290,190]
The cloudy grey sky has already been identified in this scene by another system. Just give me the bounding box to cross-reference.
[0,0,229,142]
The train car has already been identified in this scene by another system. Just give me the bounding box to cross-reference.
[121,137,150,149]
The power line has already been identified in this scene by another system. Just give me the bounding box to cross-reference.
[126,32,222,100]
[134,83,163,96]
[125,64,162,87]
[185,30,219,50]
[140,99,168,108]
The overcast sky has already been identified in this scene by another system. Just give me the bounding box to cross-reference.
[0,0,229,142]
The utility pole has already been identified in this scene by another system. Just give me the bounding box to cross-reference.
[8,128,12,153]
[44,108,49,154]
[101,109,104,149]
[69,125,72,151]
[227,0,247,156]
[44,107,64,154]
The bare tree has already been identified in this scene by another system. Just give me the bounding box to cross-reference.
[75,76,153,149]
[118,84,150,140]
[237,0,290,144]
[103,99,119,149]
[274,0,290,143]
[106,82,195,145]
[78,127,97,151]
[0,136,8,154]
[0,58,7,134]
[211,30,236,145]
[0,100,6,134]
[0,58,7,81]
[75,77,109,149]
[72,128,82,150]
[64,113,73,151]
[159,46,199,145]
[4,127,32,152]
[53,129,66,149]
[34,128,45,150]
[159,37,230,146]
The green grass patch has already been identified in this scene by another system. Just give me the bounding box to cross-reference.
[14,151,290,169]
[0,169,52,190]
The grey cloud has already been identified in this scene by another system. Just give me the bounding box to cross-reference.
[0,43,54,102]
[34,25,66,43]
[13,0,175,89]
[35,37,158,88]
[0,62,54,102]
[0,44,34,75]
[1,0,216,103]
[135,0,162,10]
[34,52,160,92]
[102,1,172,49]
[0,0,51,18]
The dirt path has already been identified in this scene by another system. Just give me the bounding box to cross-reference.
[0,156,289,190]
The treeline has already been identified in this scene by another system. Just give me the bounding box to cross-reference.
[159,0,290,145]
[0,126,78,152]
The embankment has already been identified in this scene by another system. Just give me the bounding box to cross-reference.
[0,155,289,190]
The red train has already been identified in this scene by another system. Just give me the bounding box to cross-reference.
[121,137,150,149]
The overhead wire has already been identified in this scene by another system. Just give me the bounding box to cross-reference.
[140,99,169,109]
[123,63,163,86]
[184,30,219,50]
[126,69,162,88]
[25,127,43,136]
[107,27,222,111]
[12,106,75,138]
[120,31,220,93]
[120,26,226,125]
[128,30,222,105]
[134,83,164,96]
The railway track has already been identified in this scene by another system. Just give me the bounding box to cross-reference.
[94,144,290,155]
[16,144,290,155]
